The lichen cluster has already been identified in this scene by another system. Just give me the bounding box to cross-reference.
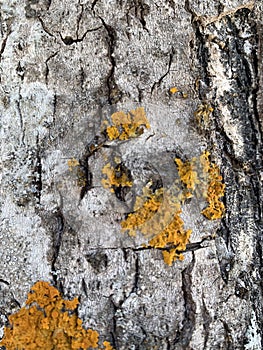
[200,153,225,219]
[105,107,150,141]
[175,151,225,219]
[119,151,225,265]
[99,107,225,265]
[101,160,133,193]
[0,281,114,350]
[121,187,164,237]
[120,182,192,265]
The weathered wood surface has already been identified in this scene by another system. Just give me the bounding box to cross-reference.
[0,1,262,349]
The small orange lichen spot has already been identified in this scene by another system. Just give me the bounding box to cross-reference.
[103,340,115,350]
[170,87,178,94]
[68,158,80,171]
[0,280,99,350]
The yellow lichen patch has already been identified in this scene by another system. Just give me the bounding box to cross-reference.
[0,281,100,350]
[175,157,199,197]
[199,150,210,174]
[111,110,131,125]
[201,162,225,220]
[101,162,133,192]
[68,158,80,171]
[121,189,163,237]
[103,341,114,350]
[170,86,178,94]
[148,207,192,266]
[105,107,150,141]
[175,151,225,219]
[121,186,192,264]
[120,150,225,264]
[129,106,150,129]
[106,126,120,140]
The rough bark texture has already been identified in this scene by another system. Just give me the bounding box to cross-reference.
[0,1,262,349]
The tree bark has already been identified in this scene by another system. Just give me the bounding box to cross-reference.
[0,1,262,349]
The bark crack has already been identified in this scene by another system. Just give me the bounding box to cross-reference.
[50,208,65,287]
[60,26,102,46]
[84,238,212,253]
[76,0,84,40]
[33,134,42,205]
[45,51,59,85]
[38,16,54,37]
[173,252,196,348]
[99,16,122,104]
[91,0,99,12]
[151,48,174,94]
[134,0,150,32]
[16,90,25,145]
[201,295,212,349]
[0,29,11,62]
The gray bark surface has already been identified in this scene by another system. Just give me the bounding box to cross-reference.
[0,1,262,349]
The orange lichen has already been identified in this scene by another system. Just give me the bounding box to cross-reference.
[101,162,133,192]
[68,158,80,171]
[121,185,191,265]
[175,157,199,197]
[121,188,163,237]
[105,107,150,141]
[201,160,225,220]
[120,151,225,264]
[100,105,225,265]
[0,281,114,350]
[103,341,114,350]
[170,86,178,94]
[148,207,192,266]
[175,151,225,219]
[111,110,131,125]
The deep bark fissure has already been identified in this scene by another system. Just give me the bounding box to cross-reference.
[134,0,150,33]
[0,31,11,62]
[50,209,65,287]
[173,252,196,348]
[201,296,212,350]
[99,16,122,104]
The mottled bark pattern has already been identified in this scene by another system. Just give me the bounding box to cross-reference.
[0,1,262,349]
